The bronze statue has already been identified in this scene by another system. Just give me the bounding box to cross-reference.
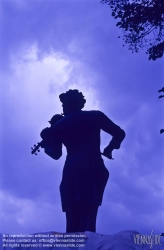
[40,89,126,233]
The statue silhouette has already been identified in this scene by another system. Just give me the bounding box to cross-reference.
[42,89,126,233]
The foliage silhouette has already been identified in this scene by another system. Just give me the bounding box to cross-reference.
[158,87,164,134]
[101,0,164,60]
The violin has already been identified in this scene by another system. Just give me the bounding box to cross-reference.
[31,114,64,155]
[31,140,44,155]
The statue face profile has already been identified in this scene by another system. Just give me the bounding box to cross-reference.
[62,102,79,116]
[62,103,69,116]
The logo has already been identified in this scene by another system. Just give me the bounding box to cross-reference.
[134,230,162,249]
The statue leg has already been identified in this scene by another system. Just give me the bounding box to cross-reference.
[65,203,99,233]
[65,204,81,233]
[79,204,99,232]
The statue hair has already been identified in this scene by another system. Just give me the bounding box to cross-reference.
[59,89,86,110]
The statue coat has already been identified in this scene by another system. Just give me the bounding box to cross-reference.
[50,110,125,212]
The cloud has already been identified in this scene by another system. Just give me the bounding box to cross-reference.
[1,44,101,132]
[100,100,164,234]
[0,189,65,234]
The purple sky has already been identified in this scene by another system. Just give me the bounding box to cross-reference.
[0,0,164,235]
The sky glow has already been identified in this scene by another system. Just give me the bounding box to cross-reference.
[0,0,163,235]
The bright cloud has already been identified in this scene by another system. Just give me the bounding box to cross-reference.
[1,44,101,134]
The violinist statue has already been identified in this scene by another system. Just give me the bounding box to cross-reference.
[39,89,126,233]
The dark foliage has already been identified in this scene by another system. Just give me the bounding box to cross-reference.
[158,87,164,134]
[158,87,164,98]
[101,0,164,60]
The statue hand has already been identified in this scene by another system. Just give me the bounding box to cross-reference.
[102,147,114,160]
[40,127,50,140]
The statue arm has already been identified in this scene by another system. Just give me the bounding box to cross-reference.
[44,142,62,160]
[44,127,62,160]
[98,111,126,157]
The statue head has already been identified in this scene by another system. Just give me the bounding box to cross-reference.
[59,89,86,115]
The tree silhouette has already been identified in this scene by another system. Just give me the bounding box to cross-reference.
[101,0,164,60]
